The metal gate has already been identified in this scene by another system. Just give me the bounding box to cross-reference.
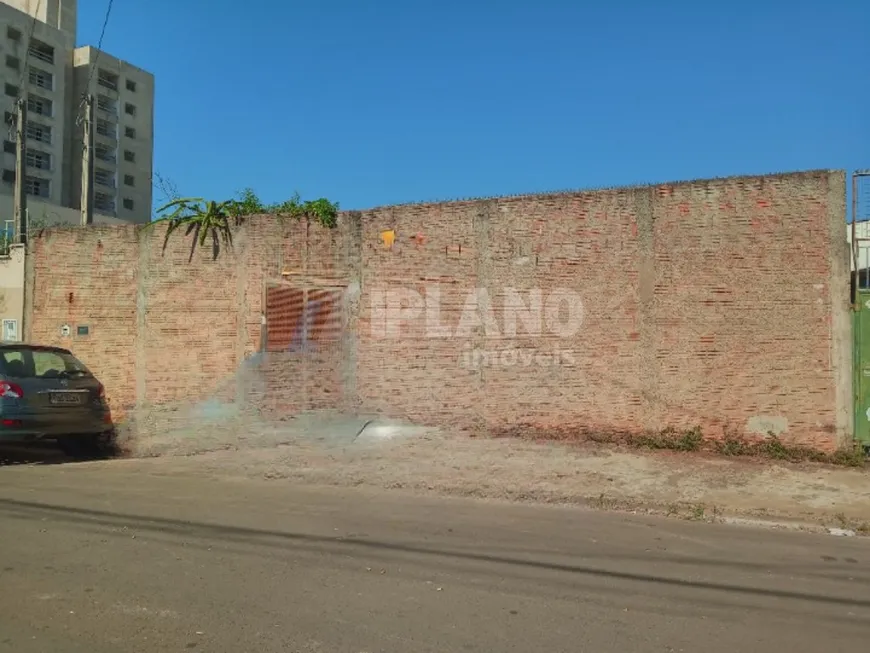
[263,284,345,353]
[262,282,347,414]
[851,171,870,449]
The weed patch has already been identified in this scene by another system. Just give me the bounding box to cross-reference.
[492,423,867,468]
[712,433,865,467]
[636,426,704,452]
[689,503,706,520]
[715,434,753,457]
[830,446,867,468]
[626,429,866,468]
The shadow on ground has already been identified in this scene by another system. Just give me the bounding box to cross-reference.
[0,443,73,467]
[1,496,868,614]
[121,405,439,458]
[0,442,120,467]
[0,406,434,469]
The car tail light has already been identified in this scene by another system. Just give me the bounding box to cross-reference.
[97,383,105,398]
[0,381,23,399]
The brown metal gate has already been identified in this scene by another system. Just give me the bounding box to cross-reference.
[262,283,347,415]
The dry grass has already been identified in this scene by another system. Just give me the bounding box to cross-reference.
[494,424,867,468]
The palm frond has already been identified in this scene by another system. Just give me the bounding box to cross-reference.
[188,223,201,263]
[153,190,335,262]
[155,197,206,214]
[161,216,189,254]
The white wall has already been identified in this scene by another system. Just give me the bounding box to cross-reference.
[0,193,126,236]
[0,243,23,341]
[847,221,870,272]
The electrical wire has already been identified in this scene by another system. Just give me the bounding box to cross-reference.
[76,0,116,124]
[6,0,43,135]
[17,0,43,91]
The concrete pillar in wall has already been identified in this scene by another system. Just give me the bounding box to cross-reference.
[827,170,853,447]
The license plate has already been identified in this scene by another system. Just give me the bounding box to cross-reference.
[50,392,84,405]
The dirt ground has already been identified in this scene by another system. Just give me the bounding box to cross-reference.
[112,412,870,533]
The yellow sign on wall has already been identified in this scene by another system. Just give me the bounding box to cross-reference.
[380,230,396,249]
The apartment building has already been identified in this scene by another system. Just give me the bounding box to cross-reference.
[68,46,153,221]
[2,0,76,40]
[0,1,74,208]
[0,0,153,224]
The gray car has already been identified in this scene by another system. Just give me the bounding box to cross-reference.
[0,343,115,457]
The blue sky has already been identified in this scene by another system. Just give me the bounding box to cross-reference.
[77,1,869,214]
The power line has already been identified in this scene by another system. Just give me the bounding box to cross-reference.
[76,0,116,123]
[18,0,43,90]
[6,0,43,136]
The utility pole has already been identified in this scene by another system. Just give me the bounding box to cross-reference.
[13,96,26,244]
[80,94,94,226]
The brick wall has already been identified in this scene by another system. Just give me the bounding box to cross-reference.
[24,169,852,450]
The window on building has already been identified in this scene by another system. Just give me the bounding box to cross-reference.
[27,95,52,117]
[25,149,51,171]
[4,83,19,98]
[97,94,116,114]
[3,140,15,154]
[7,27,21,42]
[123,150,135,163]
[97,69,118,91]
[28,67,53,91]
[95,191,114,212]
[27,39,54,65]
[124,126,136,138]
[24,176,49,198]
[95,144,114,162]
[96,118,115,138]
[26,122,51,144]
[123,174,134,187]
[124,102,136,116]
[95,168,114,187]
[1,169,14,183]
[5,55,19,71]
[123,198,134,210]
[125,79,136,92]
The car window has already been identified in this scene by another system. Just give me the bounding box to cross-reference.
[0,350,26,377]
[0,348,92,379]
[1,350,23,364]
[33,350,69,378]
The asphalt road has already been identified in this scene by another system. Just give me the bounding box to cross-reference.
[0,450,868,652]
